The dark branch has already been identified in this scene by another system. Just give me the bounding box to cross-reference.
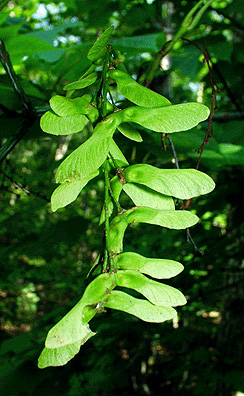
[2,170,50,202]
[161,133,202,254]
[0,40,33,115]
[212,112,244,122]
[0,40,36,162]
[211,61,244,114]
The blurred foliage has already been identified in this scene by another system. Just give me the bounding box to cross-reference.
[0,0,244,395]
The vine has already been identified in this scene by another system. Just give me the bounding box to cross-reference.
[38,21,215,368]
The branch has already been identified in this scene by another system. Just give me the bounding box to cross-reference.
[2,170,50,202]
[212,112,244,122]
[211,60,244,114]
[180,38,218,170]
[0,40,36,162]
[144,0,214,87]
[0,40,33,114]
[161,134,203,254]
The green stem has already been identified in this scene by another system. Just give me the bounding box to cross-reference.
[103,160,111,272]
[97,46,111,118]
[108,183,122,214]
[144,0,214,86]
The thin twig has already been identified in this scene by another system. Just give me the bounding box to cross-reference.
[0,40,36,162]
[211,61,243,114]
[165,134,180,169]
[0,40,33,115]
[103,161,112,272]
[181,38,218,170]
[162,134,202,254]
[144,0,214,87]
[1,170,50,202]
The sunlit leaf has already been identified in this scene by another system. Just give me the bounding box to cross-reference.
[110,208,199,253]
[114,252,184,279]
[121,103,210,132]
[38,273,117,368]
[104,290,177,322]
[55,115,121,183]
[63,72,98,90]
[38,324,95,369]
[116,270,187,306]
[109,139,129,167]
[108,69,171,107]
[40,111,88,135]
[87,26,114,61]
[123,183,175,209]
[124,164,215,199]
[51,171,99,212]
[50,95,83,116]
[117,123,143,142]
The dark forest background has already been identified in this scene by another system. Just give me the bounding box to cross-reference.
[0,0,244,395]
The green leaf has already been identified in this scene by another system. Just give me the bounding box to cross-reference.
[38,273,117,368]
[117,123,143,142]
[121,103,210,132]
[51,171,99,212]
[110,208,199,253]
[116,270,187,306]
[111,33,163,56]
[50,94,93,116]
[124,164,215,199]
[5,34,53,64]
[127,207,199,228]
[38,324,95,369]
[50,95,83,116]
[123,183,175,210]
[40,111,88,136]
[109,139,129,167]
[55,115,121,183]
[108,69,171,107]
[104,291,177,322]
[114,252,184,279]
[63,72,98,90]
[87,26,114,61]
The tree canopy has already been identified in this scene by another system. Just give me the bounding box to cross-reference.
[0,0,244,395]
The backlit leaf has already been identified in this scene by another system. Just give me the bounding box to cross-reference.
[121,103,210,132]
[114,252,184,279]
[49,94,95,117]
[127,207,199,229]
[110,208,199,253]
[63,72,98,90]
[123,183,175,209]
[40,111,88,135]
[109,139,129,167]
[55,115,121,183]
[124,164,215,199]
[87,26,114,61]
[104,290,177,322]
[116,270,187,306]
[117,123,143,142]
[108,69,171,107]
[38,324,95,369]
[38,273,117,368]
[51,170,99,212]
[50,95,83,116]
